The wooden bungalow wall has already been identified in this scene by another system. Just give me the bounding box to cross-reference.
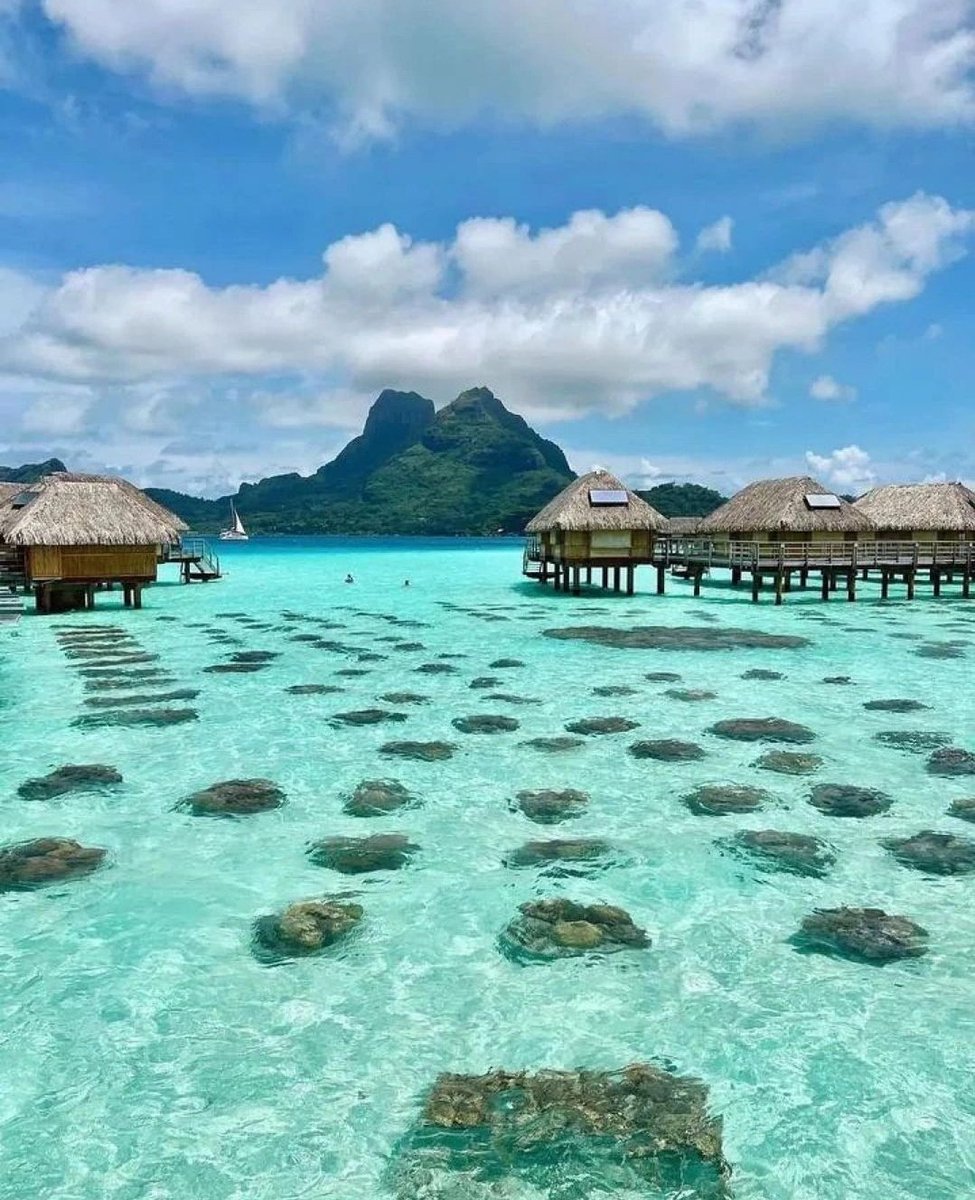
[27,545,158,582]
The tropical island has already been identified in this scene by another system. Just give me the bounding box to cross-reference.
[3,388,728,536]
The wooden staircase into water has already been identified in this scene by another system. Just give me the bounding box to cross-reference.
[160,538,222,583]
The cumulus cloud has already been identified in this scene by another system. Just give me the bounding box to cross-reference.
[32,1,975,141]
[809,374,857,401]
[1,194,969,426]
[696,217,734,254]
[805,444,875,490]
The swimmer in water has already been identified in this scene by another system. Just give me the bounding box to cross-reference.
[404,579,410,587]
[345,574,354,584]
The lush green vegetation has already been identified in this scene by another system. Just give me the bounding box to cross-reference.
[0,458,67,484]
[145,388,575,535]
[638,482,728,518]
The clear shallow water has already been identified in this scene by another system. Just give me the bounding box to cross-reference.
[1,536,975,1199]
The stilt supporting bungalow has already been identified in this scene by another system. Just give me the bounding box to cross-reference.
[523,470,666,595]
[0,473,187,615]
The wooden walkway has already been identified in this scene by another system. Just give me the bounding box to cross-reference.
[668,538,975,603]
[525,536,975,603]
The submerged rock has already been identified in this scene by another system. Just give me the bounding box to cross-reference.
[873,731,952,753]
[629,738,706,762]
[741,669,785,681]
[504,838,611,868]
[710,717,815,744]
[485,693,540,706]
[499,898,649,961]
[754,751,823,776]
[184,778,285,816]
[927,747,975,777]
[391,641,426,652]
[231,650,280,663]
[489,658,525,669]
[468,676,501,690]
[415,662,458,675]
[645,671,682,682]
[331,708,409,726]
[948,798,975,823]
[726,829,834,877]
[452,714,519,734]
[344,779,416,816]
[84,672,175,691]
[18,763,122,801]
[592,684,639,697]
[882,830,975,875]
[792,907,928,963]
[564,716,639,735]
[378,692,428,705]
[544,624,809,651]
[399,1063,729,1195]
[664,688,717,703]
[379,741,455,762]
[808,784,892,818]
[285,684,345,695]
[515,788,589,824]
[863,699,930,713]
[83,688,199,709]
[204,662,268,674]
[683,785,770,815]
[309,833,418,874]
[916,642,966,660]
[73,708,199,729]
[0,837,106,890]
[522,736,585,753]
[823,675,854,685]
[253,898,362,959]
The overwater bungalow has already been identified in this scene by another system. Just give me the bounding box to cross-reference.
[697,475,873,547]
[0,472,188,613]
[523,470,666,594]
[854,482,975,543]
[692,476,875,601]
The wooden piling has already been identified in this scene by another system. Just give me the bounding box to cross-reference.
[693,568,703,597]
[933,569,942,598]
[731,566,742,586]
[881,570,889,600]
[821,570,830,602]
[751,573,761,603]
[626,565,634,595]
[847,569,856,602]
[656,564,666,595]
[907,569,916,601]
[613,566,621,593]
[774,569,784,606]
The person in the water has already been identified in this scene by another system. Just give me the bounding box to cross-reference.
[403,579,410,587]
[345,574,354,584]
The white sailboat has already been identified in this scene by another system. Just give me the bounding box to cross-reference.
[220,500,248,541]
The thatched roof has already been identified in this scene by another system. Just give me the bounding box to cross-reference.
[662,516,702,535]
[0,473,187,546]
[854,482,975,532]
[698,476,874,535]
[526,470,666,533]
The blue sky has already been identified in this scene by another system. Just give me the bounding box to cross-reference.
[1,1,974,497]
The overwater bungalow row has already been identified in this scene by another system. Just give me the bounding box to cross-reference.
[523,471,666,595]
[0,472,215,614]
[525,474,975,602]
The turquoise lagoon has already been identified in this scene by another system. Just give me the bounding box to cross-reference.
[1,536,975,1199]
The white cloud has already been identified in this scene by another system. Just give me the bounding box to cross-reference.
[20,392,92,435]
[809,374,857,401]
[37,1,975,140]
[454,208,678,298]
[805,444,875,490]
[1,194,968,427]
[696,216,734,254]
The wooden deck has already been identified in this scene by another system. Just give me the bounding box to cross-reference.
[524,535,975,602]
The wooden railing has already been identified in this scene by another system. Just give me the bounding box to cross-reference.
[677,539,975,570]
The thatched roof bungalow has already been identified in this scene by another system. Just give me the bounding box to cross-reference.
[697,476,874,545]
[524,470,665,593]
[854,482,975,542]
[0,472,186,612]
[662,516,702,536]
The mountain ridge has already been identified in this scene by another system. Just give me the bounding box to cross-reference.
[0,457,68,484]
[146,386,575,535]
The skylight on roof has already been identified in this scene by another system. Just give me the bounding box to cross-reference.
[805,493,841,510]
[10,491,36,509]
[589,488,628,506]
